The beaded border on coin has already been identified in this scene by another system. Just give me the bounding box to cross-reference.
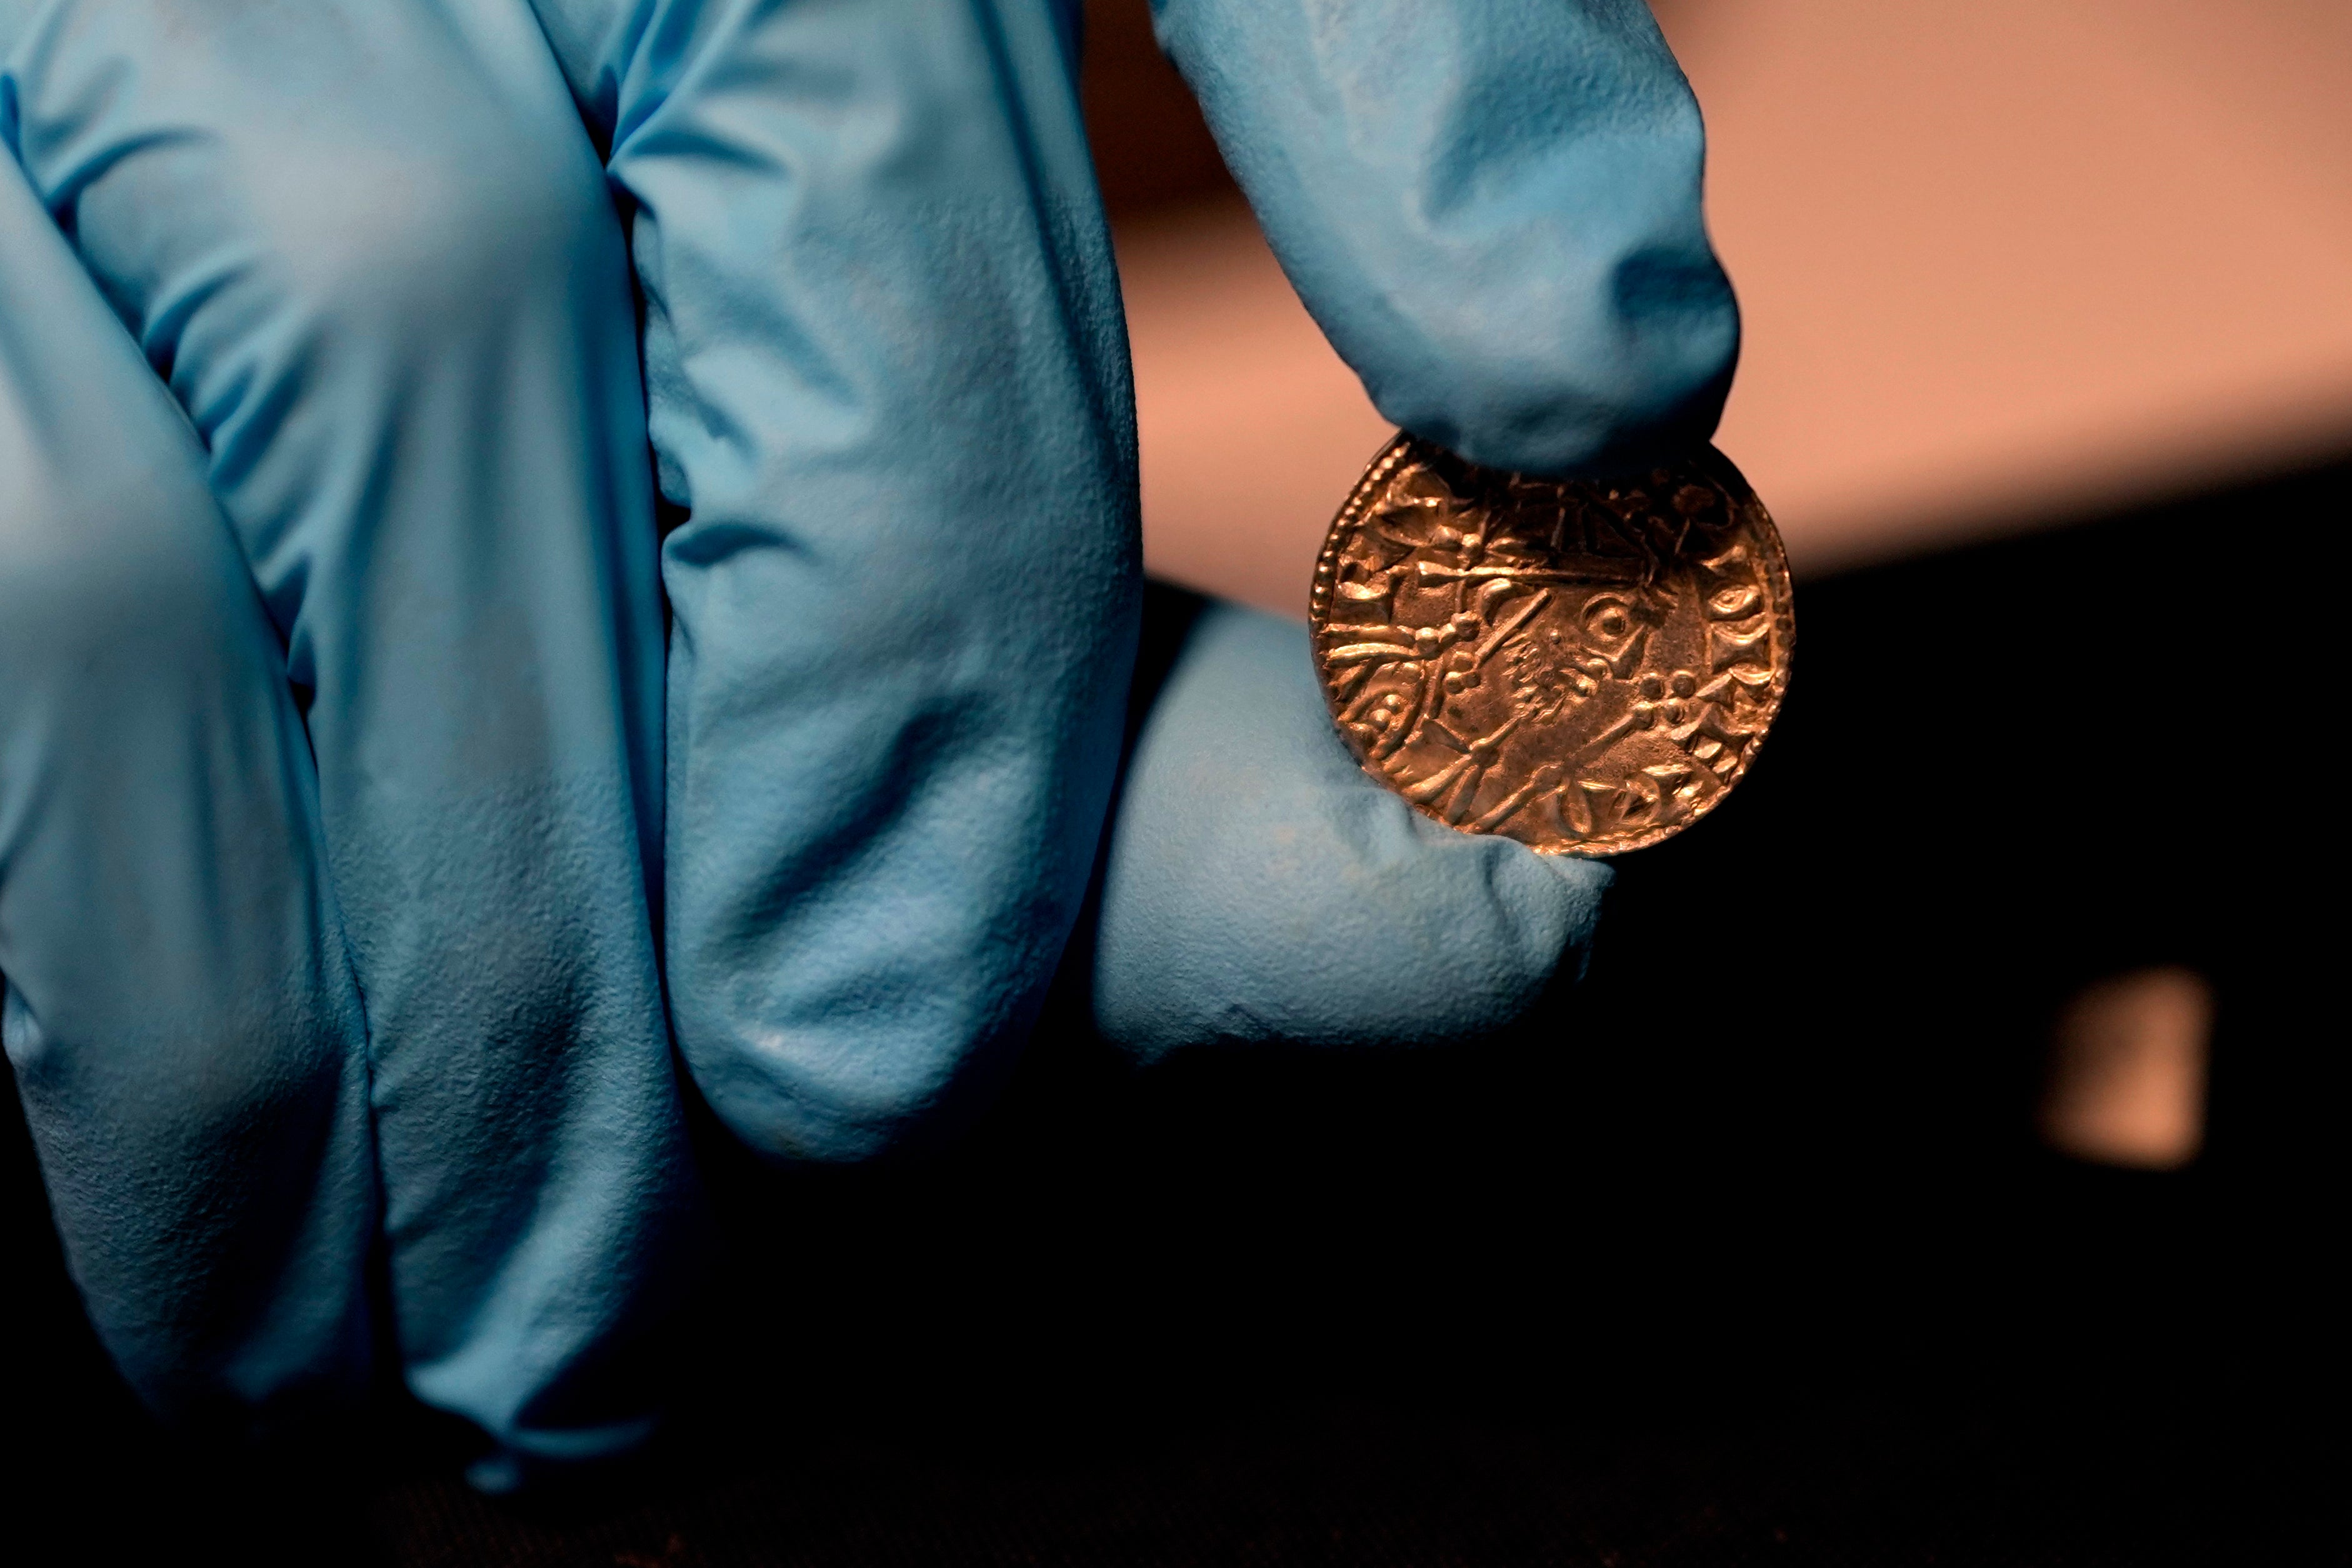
[1309,433,1794,856]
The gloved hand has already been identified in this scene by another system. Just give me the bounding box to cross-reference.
[0,0,1733,1478]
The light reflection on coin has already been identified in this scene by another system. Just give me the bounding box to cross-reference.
[1309,434,1794,856]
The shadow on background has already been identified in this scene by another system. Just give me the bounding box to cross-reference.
[4,457,2341,1563]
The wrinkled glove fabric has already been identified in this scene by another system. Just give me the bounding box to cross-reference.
[528,0,1141,1164]
[0,0,1734,1472]
[1151,0,1737,476]
[2,0,701,1477]
[0,152,377,1434]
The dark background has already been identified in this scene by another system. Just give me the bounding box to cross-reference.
[4,459,2342,1564]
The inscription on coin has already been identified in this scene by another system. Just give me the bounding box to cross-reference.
[1309,434,1794,856]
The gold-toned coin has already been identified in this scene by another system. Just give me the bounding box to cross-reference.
[1309,433,1793,856]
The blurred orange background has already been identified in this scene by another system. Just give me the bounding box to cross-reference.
[1085,0,2352,613]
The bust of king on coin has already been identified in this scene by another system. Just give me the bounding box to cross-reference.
[1309,435,1794,856]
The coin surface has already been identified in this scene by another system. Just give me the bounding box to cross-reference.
[1309,434,1793,856]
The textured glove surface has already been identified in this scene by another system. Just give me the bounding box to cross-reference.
[529,0,1139,1164]
[1,0,698,1474]
[1096,591,1610,1062]
[0,0,1729,1471]
[1153,0,1738,476]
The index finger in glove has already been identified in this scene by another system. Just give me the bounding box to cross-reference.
[1151,0,1739,476]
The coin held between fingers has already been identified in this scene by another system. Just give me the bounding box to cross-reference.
[1309,434,1794,856]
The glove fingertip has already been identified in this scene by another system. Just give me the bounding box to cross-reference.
[1094,597,1606,1059]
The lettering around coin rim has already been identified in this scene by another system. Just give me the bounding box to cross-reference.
[1309,434,1794,856]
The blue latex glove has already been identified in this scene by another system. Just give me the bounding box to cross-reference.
[1096,592,1613,1059]
[1149,0,1738,478]
[0,154,378,1433]
[524,0,1139,1163]
[2,1,699,1480]
[0,0,1733,1472]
